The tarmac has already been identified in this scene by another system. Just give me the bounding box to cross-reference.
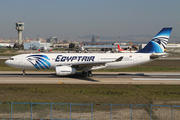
[0,71,180,84]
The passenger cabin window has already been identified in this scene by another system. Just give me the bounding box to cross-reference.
[9,58,14,60]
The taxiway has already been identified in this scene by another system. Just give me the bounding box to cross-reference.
[0,71,180,84]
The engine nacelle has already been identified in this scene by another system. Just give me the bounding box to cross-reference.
[55,66,77,76]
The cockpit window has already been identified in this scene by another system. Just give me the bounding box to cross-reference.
[9,58,14,60]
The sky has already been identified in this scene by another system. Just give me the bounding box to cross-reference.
[0,0,180,40]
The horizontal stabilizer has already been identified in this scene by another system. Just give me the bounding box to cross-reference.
[150,53,168,59]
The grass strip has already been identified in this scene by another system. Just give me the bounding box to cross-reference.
[0,84,180,105]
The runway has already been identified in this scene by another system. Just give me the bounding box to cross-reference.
[0,71,180,84]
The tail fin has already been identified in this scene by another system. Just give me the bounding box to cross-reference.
[117,45,125,51]
[137,28,172,53]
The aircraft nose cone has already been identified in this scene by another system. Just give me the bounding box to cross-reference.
[5,60,9,65]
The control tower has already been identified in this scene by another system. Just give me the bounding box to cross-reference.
[15,21,24,45]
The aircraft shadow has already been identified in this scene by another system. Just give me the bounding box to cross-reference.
[118,73,150,77]
[50,72,100,82]
[0,72,100,82]
[0,73,23,76]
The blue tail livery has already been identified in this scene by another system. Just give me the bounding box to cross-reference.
[137,28,172,53]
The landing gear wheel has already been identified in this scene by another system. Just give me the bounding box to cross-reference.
[22,69,26,76]
[88,71,93,77]
[82,71,87,77]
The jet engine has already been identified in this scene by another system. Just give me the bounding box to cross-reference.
[55,66,77,76]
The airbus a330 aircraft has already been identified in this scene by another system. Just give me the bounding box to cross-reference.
[5,28,172,77]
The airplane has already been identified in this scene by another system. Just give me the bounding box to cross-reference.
[117,44,137,53]
[117,44,125,52]
[38,46,52,52]
[0,43,14,47]
[117,44,125,51]
[5,27,172,77]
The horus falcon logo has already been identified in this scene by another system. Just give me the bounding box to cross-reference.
[152,36,168,50]
[151,28,171,51]
[26,55,51,69]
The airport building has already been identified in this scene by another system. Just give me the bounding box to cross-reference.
[166,44,180,51]
[53,42,80,48]
[139,44,147,50]
[91,35,96,44]
[139,43,180,51]
[24,41,51,50]
[46,37,58,43]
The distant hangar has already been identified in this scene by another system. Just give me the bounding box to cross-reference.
[82,45,131,51]
[139,43,180,51]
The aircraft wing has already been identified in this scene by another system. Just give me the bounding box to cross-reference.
[72,61,110,67]
[56,56,123,67]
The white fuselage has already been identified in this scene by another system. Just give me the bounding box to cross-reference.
[5,53,152,71]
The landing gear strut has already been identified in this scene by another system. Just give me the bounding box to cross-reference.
[22,69,26,76]
[82,71,93,77]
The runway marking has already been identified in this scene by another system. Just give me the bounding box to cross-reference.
[133,78,180,81]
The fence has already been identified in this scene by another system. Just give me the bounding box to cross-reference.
[0,102,180,120]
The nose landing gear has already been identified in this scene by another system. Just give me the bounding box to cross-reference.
[22,69,26,76]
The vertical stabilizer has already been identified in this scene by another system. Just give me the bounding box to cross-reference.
[138,28,172,53]
[117,45,125,51]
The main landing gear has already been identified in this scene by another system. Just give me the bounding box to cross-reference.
[82,71,93,77]
[22,69,26,76]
